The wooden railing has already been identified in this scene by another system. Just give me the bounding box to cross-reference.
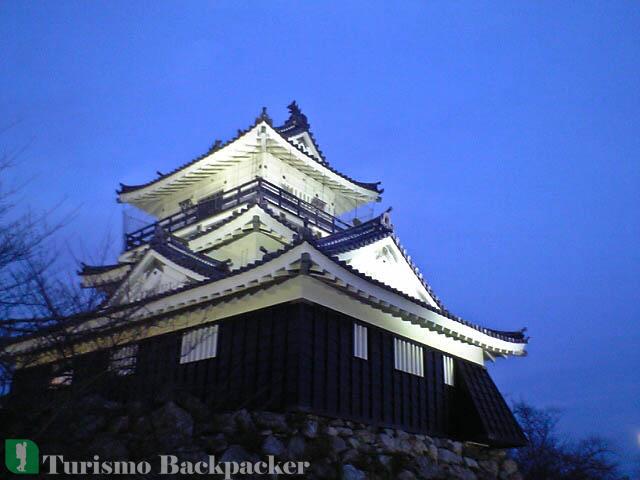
[124,178,351,250]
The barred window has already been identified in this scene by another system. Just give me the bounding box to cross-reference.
[49,364,73,389]
[393,338,424,377]
[180,325,219,364]
[353,324,368,360]
[109,344,138,376]
[443,355,455,386]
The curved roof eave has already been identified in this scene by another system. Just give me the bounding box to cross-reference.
[117,114,266,203]
[114,240,529,349]
[6,240,527,358]
[303,241,528,348]
[117,111,382,205]
[268,125,382,195]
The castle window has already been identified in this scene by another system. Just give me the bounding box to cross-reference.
[394,338,424,377]
[353,324,368,360]
[109,344,138,376]
[180,325,219,364]
[311,197,326,211]
[179,199,193,211]
[443,355,455,386]
[49,363,73,388]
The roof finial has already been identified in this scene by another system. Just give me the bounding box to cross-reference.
[288,100,301,114]
[285,100,309,130]
[256,106,272,126]
[381,207,393,229]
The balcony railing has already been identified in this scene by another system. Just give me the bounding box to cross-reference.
[124,178,351,251]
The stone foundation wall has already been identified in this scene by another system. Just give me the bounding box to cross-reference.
[3,394,522,479]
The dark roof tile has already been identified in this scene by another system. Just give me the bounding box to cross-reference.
[79,263,129,276]
[149,230,228,279]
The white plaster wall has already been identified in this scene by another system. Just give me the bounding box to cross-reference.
[261,152,339,215]
[338,237,438,307]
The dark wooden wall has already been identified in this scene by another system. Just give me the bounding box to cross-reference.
[9,301,525,447]
[297,302,449,437]
[126,303,300,412]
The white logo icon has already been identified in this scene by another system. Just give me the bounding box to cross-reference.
[15,441,28,472]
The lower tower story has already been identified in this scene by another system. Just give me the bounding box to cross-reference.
[9,301,525,448]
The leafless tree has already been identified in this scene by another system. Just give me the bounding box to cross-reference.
[512,401,626,480]
[0,134,86,394]
[0,131,145,418]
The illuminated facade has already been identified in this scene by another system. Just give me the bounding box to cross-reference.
[9,103,527,446]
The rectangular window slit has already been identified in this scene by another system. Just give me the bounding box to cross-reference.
[180,324,219,364]
[49,364,73,389]
[353,324,368,360]
[443,355,455,386]
[109,344,138,376]
[394,337,423,377]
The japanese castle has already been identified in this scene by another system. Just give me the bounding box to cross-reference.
[9,103,528,447]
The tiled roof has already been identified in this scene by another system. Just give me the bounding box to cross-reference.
[275,101,382,193]
[316,214,393,254]
[184,214,526,344]
[117,111,269,195]
[82,214,526,345]
[94,230,230,306]
[184,205,253,243]
[79,263,128,276]
[183,202,301,247]
[144,219,528,344]
[109,237,305,308]
[260,204,309,234]
[457,361,528,447]
[277,134,382,193]
[276,100,327,163]
[316,213,446,310]
[323,256,528,344]
[204,231,526,343]
[117,105,381,196]
[95,205,301,306]
[149,230,228,279]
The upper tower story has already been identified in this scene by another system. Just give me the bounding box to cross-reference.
[117,103,381,226]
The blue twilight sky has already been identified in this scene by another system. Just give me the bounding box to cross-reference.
[2,1,639,471]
